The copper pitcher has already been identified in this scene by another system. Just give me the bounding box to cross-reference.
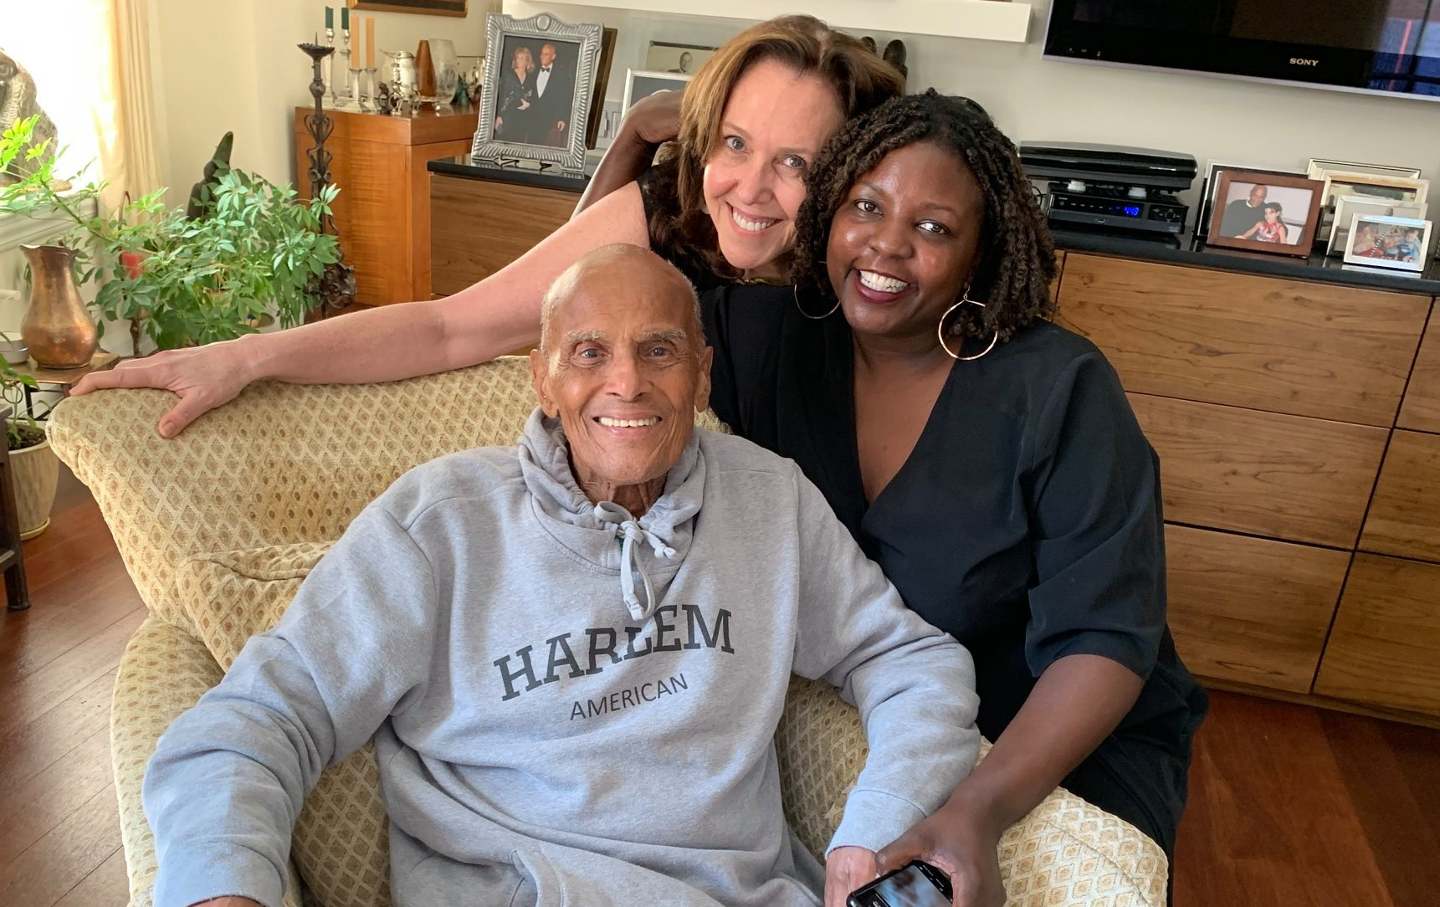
[20,244,97,369]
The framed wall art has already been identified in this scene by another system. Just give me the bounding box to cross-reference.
[355,0,468,16]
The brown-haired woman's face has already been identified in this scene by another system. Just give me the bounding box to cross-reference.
[825,141,984,345]
[702,58,844,278]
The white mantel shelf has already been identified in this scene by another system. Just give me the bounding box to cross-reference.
[547,0,1033,43]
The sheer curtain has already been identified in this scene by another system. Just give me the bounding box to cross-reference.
[4,0,161,210]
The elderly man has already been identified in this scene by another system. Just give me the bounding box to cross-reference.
[143,245,980,907]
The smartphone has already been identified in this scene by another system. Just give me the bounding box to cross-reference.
[846,860,953,907]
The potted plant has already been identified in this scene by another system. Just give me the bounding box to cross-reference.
[1,116,344,355]
[0,361,55,539]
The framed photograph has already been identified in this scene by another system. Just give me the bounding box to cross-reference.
[1205,170,1324,257]
[584,27,618,150]
[645,41,717,76]
[1306,158,1422,182]
[1319,171,1428,211]
[622,69,692,113]
[1327,195,1426,255]
[355,0,467,16]
[472,13,603,173]
[1195,163,1303,238]
[1341,215,1432,272]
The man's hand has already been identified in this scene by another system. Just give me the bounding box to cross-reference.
[193,898,263,906]
[874,799,1005,907]
[824,845,878,907]
[555,119,567,131]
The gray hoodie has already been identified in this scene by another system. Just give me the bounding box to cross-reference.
[144,411,980,907]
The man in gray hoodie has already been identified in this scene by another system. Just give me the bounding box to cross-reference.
[143,244,981,907]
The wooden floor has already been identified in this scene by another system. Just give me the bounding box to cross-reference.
[3,470,1439,906]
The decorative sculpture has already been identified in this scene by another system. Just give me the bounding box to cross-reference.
[0,51,58,182]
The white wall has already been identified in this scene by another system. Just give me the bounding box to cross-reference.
[148,0,498,204]
[504,1,1440,220]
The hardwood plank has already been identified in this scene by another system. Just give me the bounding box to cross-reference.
[52,846,127,907]
[0,608,143,739]
[0,782,121,907]
[1,571,141,682]
[1165,525,1348,692]
[1397,305,1440,433]
[1315,554,1440,716]
[1131,393,1387,547]
[1173,691,1395,907]
[0,724,112,860]
[430,173,581,296]
[1056,253,1431,426]
[1321,710,1440,907]
[1360,430,1440,562]
[0,668,117,796]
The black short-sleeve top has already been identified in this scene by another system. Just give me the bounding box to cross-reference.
[700,281,1204,762]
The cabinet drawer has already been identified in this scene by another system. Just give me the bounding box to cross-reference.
[430,174,579,296]
[1130,394,1387,548]
[1165,525,1347,693]
[1314,554,1440,716]
[1398,307,1440,433]
[1360,430,1440,562]
[1057,254,1430,426]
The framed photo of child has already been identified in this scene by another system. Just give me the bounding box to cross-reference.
[1341,215,1432,272]
[1205,170,1325,257]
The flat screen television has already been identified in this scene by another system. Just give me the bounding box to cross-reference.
[1044,1,1440,102]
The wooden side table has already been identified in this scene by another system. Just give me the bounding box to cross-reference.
[294,106,479,307]
[0,404,30,611]
[13,350,121,419]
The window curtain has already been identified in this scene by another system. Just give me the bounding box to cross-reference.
[3,0,161,211]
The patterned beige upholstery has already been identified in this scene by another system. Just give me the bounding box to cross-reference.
[48,357,1167,906]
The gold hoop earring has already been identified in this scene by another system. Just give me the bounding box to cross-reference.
[795,284,839,320]
[937,288,999,361]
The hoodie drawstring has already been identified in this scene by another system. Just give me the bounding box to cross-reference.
[593,502,677,621]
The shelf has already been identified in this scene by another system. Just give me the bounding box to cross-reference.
[536,0,1033,43]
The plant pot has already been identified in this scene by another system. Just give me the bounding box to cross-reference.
[8,430,58,539]
[0,339,28,365]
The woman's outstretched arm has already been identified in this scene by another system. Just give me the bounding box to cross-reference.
[72,182,649,437]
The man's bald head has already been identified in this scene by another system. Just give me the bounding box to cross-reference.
[538,244,702,362]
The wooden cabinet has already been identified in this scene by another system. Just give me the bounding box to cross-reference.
[1361,430,1440,561]
[1398,310,1440,432]
[1165,525,1347,693]
[1057,254,1430,426]
[1315,555,1440,715]
[429,172,581,296]
[1129,393,1387,548]
[295,107,477,306]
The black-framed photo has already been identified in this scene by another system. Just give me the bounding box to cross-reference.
[472,13,603,173]
[622,69,692,113]
[1205,170,1324,257]
[1342,215,1432,272]
[645,41,717,75]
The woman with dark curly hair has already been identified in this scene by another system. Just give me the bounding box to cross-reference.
[695,91,1205,905]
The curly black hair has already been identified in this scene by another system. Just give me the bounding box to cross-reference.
[793,90,1057,346]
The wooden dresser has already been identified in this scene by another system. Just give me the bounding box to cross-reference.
[428,167,1440,727]
[1057,250,1440,726]
[295,107,478,306]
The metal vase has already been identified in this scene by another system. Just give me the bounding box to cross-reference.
[19,244,97,369]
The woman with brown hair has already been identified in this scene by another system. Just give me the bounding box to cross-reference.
[75,15,901,436]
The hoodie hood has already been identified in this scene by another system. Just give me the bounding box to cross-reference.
[517,408,705,621]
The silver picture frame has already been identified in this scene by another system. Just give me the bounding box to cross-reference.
[472,12,602,174]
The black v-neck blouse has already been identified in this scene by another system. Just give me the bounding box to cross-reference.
[699,281,1206,853]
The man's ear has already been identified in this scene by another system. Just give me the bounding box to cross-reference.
[529,349,558,417]
[693,346,714,414]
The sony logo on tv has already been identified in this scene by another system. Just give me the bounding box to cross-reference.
[1289,57,1321,67]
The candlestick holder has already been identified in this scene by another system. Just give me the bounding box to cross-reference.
[297,41,356,318]
[353,67,370,111]
[333,30,352,107]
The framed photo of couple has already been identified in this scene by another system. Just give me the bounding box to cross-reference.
[1204,169,1324,257]
[472,13,604,173]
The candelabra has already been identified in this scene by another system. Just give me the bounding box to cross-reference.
[298,41,356,318]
